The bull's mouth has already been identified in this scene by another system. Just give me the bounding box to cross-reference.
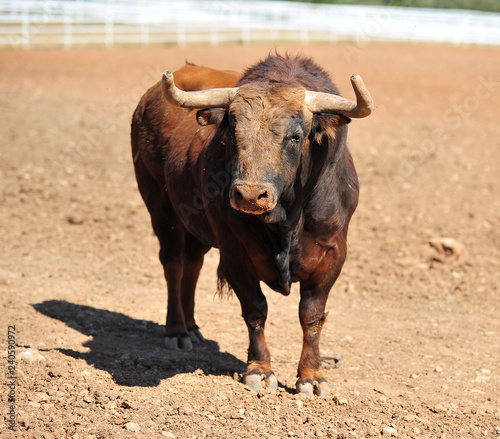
[231,200,273,216]
[257,205,286,224]
[230,203,285,224]
[234,206,270,216]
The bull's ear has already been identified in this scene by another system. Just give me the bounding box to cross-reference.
[196,109,225,126]
[310,114,351,145]
[311,114,351,132]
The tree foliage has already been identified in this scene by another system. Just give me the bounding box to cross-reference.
[283,0,500,13]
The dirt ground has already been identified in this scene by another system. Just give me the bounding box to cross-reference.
[1,42,499,438]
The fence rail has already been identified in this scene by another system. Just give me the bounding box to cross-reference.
[1,0,500,49]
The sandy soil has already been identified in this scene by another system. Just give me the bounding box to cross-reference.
[1,42,499,438]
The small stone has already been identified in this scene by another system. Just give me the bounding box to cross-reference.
[208,415,215,421]
[66,215,84,225]
[180,405,194,415]
[18,349,45,363]
[435,365,443,373]
[481,369,492,375]
[111,416,125,425]
[123,422,140,432]
[414,427,421,435]
[295,400,304,410]
[333,395,348,405]
[33,392,49,403]
[83,395,93,404]
[433,404,446,413]
[161,432,175,438]
[230,409,245,420]
[429,237,467,263]
[382,426,398,437]
[120,399,135,410]
[346,282,356,294]
[379,395,387,403]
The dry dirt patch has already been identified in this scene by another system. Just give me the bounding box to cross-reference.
[1,43,499,438]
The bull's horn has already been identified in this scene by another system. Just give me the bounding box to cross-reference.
[161,70,238,108]
[305,74,373,118]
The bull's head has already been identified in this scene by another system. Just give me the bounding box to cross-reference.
[161,70,373,220]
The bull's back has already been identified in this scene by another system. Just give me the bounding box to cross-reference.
[174,65,240,90]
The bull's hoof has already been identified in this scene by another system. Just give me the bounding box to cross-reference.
[316,379,330,397]
[164,334,193,351]
[244,371,278,392]
[296,378,330,397]
[296,380,314,397]
[188,326,205,343]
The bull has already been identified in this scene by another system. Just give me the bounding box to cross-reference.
[131,54,373,396]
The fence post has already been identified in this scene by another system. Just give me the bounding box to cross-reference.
[141,23,149,47]
[177,22,186,46]
[242,26,251,45]
[300,29,309,45]
[105,6,113,48]
[64,3,72,49]
[210,25,219,46]
[21,1,30,48]
[3,2,500,49]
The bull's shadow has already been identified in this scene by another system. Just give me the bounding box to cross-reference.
[33,300,246,387]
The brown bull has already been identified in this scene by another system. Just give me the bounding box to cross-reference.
[131,54,373,396]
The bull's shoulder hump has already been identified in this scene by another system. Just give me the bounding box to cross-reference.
[173,65,241,91]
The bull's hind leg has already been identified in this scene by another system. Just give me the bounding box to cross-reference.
[134,161,204,350]
[147,193,191,349]
[155,206,209,349]
[158,214,211,350]
[181,233,210,344]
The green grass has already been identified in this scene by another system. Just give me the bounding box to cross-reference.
[282,0,500,13]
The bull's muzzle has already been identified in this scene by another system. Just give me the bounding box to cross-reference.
[230,181,277,215]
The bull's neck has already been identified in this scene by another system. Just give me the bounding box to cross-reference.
[263,179,303,292]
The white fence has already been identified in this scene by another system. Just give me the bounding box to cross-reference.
[1,0,500,49]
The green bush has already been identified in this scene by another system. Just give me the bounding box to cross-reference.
[284,0,500,13]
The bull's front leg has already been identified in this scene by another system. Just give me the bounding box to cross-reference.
[296,289,330,397]
[296,243,347,397]
[219,257,278,392]
[239,288,278,391]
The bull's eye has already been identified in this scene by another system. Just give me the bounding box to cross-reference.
[230,114,237,129]
[290,134,301,146]
[228,114,237,144]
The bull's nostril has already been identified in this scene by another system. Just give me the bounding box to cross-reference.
[234,189,243,202]
[257,191,269,200]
